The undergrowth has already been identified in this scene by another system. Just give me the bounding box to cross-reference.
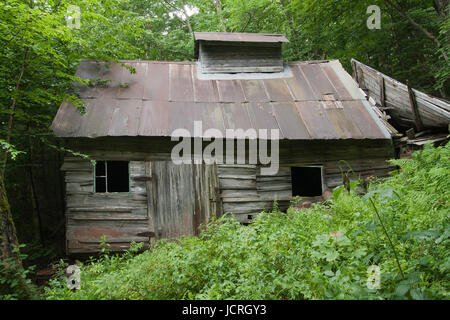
[44,142,449,300]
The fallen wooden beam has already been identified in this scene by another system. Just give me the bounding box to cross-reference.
[407,80,424,132]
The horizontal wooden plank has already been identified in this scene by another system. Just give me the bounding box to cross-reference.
[219,177,256,190]
[68,207,133,212]
[68,214,148,221]
[218,174,256,180]
[220,189,258,199]
[66,193,147,208]
[78,236,149,243]
[61,160,93,172]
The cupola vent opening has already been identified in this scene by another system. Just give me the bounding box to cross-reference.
[194,32,289,74]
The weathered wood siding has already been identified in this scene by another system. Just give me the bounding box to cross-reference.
[219,165,291,223]
[63,156,221,254]
[199,41,284,73]
[63,158,149,254]
[218,158,394,224]
[352,59,450,130]
[148,162,220,239]
[61,137,395,251]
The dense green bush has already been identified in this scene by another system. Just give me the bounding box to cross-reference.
[0,244,39,300]
[44,143,449,300]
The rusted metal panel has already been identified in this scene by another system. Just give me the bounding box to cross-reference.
[74,59,104,79]
[139,101,170,136]
[220,103,253,130]
[169,63,194,102]
[263,79,294,102]
[144,62,169,101]
[322,64,353,101]
[329,60,366,100]
[325,106,364,139]
[342,101,387,139]
[77,61,126,99]
[240,80,270,102]
[191,102,226,134]
[271,102,310,139]
[217,79,246,102]
[299,63,337,97]
[108,99,142,136]
[167,102,198,136]
[116,62,147,100]
[246,103,282,137]
[77,98,116,138]
[285,64,318,101]
[194,32,289,43]
[295,101,339,139]
[51,102,84,137]
[192,64,219,102]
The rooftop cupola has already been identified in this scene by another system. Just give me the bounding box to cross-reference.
[194,32,289,74]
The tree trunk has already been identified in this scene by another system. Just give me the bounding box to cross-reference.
[161,0,194,38]
[211,0,227,32]
[27,125,44,246]
[181,3,194,37]
[279,0,299,58]
[433,0,449,19]
[2,46,29,179]
[0,168,37,299]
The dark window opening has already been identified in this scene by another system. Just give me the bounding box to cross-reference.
[95,161,129,193]
[291,167,323,197]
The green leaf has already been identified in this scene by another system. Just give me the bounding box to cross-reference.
[395,283,410,296]
[410,289,424,300]
[332,185,345,201]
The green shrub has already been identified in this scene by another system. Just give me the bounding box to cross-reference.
[45,142,450,300]
[0,244,39,300]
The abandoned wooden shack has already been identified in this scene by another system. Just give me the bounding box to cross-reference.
[51,32,395,254]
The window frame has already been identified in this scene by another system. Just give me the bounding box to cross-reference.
[290,165,324,197]
[93,160,131,193]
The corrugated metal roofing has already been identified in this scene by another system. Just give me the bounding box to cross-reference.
[51,59,391,140]
[194,32,289,43]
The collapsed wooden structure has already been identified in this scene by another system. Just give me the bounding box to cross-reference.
[351,59,450,153]
[52,33,396,254]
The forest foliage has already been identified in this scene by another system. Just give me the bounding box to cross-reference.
[44,143,450,300]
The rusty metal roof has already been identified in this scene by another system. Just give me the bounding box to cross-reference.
[51,59,391,140]
[194,32,289,43]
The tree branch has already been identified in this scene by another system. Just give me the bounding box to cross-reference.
[2,46,29,179]
[385,0,448,63]
[211,0,227,32]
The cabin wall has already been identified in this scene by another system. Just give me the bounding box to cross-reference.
[62,158,150,254]
[61,137,395,251]
[218,165,291,223]
[217,157,394,223]
[62,156,221,254]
